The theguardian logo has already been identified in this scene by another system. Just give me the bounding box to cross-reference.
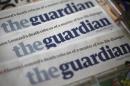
[1,1,95,33]
[12,17,111,57]
[26,43,130,85]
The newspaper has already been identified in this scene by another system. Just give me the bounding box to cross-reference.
[0,0,98,37]
[0,28,130,86]
[0,6,120,63]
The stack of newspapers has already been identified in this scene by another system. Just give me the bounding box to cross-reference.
[0,0,130,86]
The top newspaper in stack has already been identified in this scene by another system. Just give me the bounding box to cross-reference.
[0,3,122,63]
[0,0,98,37]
